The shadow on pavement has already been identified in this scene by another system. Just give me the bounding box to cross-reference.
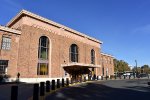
[46,81,150,100]
[0,83,34,100]
[0,82,25,85]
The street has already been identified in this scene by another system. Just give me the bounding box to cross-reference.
[0,83,33,100]
[46,79,150,100]
[0,79,150,100]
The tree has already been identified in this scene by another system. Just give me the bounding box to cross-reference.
[113,59,118,72]
[114,59,130,72]
[141,65,150,74]
[132,67,141,73]
[132,65,150,74]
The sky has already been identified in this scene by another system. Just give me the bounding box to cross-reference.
[0,0,150,67]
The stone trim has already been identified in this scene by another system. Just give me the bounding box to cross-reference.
[22,17,100,47]
[101,53,114,58]
[0,25,21,34]
[7,10,102,44]
[5,77,70,83]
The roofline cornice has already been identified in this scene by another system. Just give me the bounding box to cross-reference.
[101,52,115,58]
[0,25,21,34]
[7,10,102,44]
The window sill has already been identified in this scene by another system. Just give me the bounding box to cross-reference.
[37,75,49,78]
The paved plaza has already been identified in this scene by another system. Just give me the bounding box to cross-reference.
[0,79,150,100]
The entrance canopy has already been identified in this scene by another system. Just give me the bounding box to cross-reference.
[61,63,101,75]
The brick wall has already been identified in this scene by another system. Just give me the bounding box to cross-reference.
[101,54,114,76]
[17,24,101,78]
[0,30,20,77]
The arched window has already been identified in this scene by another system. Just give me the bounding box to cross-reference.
[37,36,49,75]
[91,49,95,64]
[69,44,78,62]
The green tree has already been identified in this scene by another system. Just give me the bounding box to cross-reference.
[132,67,141,73]
[114,59,130,72]
[141,65,150,74]
[132,65,150,74]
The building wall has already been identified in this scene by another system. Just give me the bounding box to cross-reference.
[101,54,114,76]
[0,11,115,82]
[0,30,20,78]
[16,18,101,78]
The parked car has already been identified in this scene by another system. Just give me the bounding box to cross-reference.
[123,73,130,76]
[138,73,148,78]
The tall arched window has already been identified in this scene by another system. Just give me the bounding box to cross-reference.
[37,36,49,75]
[91,49,95,64]
[70,44,78,62]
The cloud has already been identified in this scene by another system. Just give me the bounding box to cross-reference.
[132,24,150,34]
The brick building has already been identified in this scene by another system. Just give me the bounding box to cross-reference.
[0,10,114,82]
[101,53,114,77]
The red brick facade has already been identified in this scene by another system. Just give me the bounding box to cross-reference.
[101,53,114,76]
[0,10,114,82]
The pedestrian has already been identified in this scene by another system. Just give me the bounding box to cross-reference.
[147,73,149,79]
[93,74,96,80]
[17,72,20,82]
[17,72,20,79]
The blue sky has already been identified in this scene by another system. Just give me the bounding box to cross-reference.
[0,0,150,67]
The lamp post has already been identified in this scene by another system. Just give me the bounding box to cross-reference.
[135,60,137,77]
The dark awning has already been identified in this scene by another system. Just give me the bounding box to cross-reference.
[61,63,101,75]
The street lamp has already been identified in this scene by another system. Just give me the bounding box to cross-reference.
[135,60,138,77]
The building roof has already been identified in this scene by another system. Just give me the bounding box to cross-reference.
[101,52,115,58]
[7,10,102,44]
[0,25,21,34]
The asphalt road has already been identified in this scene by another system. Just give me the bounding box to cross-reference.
[0,79,150,100]
[0,83,33,100]
[46,79,150,100]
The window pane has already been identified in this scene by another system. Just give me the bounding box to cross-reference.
[37,63,48,75]
[75,54,78,62]
[1,37,11,50]
[37,63,39,75]
[71,53,74,62]
[37,36,49,75]
[40,47,47,59]
[38,36,49,59]
[41,36,48,47]
[0,60,8,74]
[91,50,95,64]
[70,44,78,62]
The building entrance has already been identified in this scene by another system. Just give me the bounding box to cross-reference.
[62,63,100,82]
